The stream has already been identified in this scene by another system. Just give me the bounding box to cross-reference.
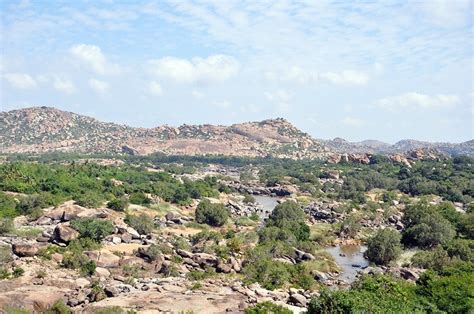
[325,245,369,283]
[254,195,369,284]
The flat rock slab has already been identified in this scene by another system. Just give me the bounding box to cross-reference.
[83,289,247,313]
[0,285,70,312]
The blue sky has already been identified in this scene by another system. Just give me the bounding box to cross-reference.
[1,0,473,143]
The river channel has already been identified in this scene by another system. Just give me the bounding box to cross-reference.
[254,195,369,284]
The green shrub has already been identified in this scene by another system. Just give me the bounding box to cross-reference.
[245,301,292,314]
[44,299,72,314]
[307,275,432,313]
[124,214,155,235]
[365,228,401,265]
[416,270,474,313]
[338,215,362,238]
[12,267,24,278]
[70,218,114,241]
[107,198,128,211]
[243,194,256,204]
[0,218,14,235]
[74,191,103,208]
[80,260,96,276]
[195,200,229,227]
[0,192,19,218]
[129,192,151,206]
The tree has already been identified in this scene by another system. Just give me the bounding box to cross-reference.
[403,216,455,248]
[266,201,310,241]
[195,199,229,227]
[365,228,401,265]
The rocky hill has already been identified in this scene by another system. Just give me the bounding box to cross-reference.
[1,107,472,157]
[0,107,327,158]
[323,138,473,156]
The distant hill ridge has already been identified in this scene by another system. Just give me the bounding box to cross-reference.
[0,106,472,157]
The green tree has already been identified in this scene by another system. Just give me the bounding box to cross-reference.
[365,228,401,265]
[195,199,229,227]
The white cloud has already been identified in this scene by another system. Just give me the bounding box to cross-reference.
[265,90,291,113]
[89,78,109,93]
[148,54,239,84]
[148,81,163,96]
[420,0,472,27]
[3,73,37,89]
[266,67,369,86]
[240,104,261,113]
[342,116,365,127]
[53,78,76,94]
[70,44,120,75]
[211,100,231,109]
[376,92,460,110]
[192,89,204,99]
[320,70,369,86]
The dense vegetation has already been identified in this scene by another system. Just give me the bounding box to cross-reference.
[0,153,473,312]
[0,161,222,219]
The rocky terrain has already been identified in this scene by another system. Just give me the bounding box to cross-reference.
[0,107,325,159]
[323,137,473,156]
[1,107,472,157]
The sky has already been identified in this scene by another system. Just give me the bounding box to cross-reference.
[1,0,473,143]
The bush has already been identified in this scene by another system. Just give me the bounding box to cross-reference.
[195,199,229,227]
[0,192,19,218]
[80,260,96,276]
[365,228,401,265]
[107,198,128,211]
[307,275,431,313]
[70,218,114,241]
[124,214,155,235]
[416,270,474,313]
[243,194,256,204]
[0,218,14,235]
[339,215,361,238]
[243,257,292,290]
[245,301,292,314]
[12,267,24,278]
[44,299,72,314]
[129,192,151,206]
[74,191,103,208]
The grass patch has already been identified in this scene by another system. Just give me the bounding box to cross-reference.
[310,223,337,245]
[303,251,340,273]
[11,227,42,238]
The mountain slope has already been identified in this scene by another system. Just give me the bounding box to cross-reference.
[1,107,472,157]
[0,107,327,158]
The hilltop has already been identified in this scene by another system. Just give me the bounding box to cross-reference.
[1,106,472,157]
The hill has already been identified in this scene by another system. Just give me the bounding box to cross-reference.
[1,107,472,157]
[0,107,326,158]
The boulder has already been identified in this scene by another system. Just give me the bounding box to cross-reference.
[192,253,218,267]
[12,243,39,257]
[75,278,90,289]
[290,293,308,307]
[53,224,79,243]
[104,286,120,298]
[95,267,111,278]
[84,250,120,268]
[120,233,133,243]
[216,262,232,274]
[177,249,193,258]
